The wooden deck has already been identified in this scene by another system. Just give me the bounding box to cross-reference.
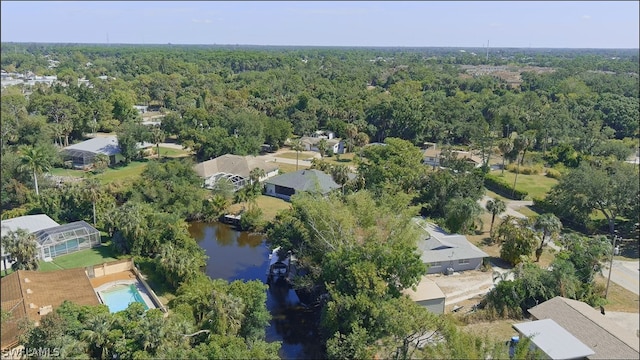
[89,270,137,288]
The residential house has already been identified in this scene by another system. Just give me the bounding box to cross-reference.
[414,218,488,274]
[512,319,595,360]
[0,268,100,350]
[61,135,152,169]
[422,142,483,168]
[402,276,446,314]
[527,296,639,359]
[133,105,148,114]
[193,154,279,191]
[264,169,341,201]
[299,135,345,155]
[1,214,101,265]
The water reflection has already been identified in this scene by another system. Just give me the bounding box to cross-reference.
[190,222,323,359]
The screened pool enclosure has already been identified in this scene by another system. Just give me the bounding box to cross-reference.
[34,221,101,260]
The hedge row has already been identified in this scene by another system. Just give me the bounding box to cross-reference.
[484,174,529,200]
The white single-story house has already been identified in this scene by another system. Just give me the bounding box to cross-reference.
[422,142,483,168]
[1,215,101,268]
[61,136,153,169]
[527,296,639,359]
[264,169,341,201]
[299,136,345,155]
[403,276,446,314]
[512,319,595,360]
[133,105,148,114]
[193,154,279,191]
[413,218,488,274]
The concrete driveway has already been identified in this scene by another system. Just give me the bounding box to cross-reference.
[603,259,640,295]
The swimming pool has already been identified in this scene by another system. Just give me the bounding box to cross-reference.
[100,284,150,313]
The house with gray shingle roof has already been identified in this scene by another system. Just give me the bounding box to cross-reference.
[413,218,488,274]
[193,154,279,191]
[527,296,639,360]
[264,169,340,201]
[61,136,152,169]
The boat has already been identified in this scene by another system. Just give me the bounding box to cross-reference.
[267,246,290,284]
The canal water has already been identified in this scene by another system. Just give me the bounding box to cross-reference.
[189,222,322,359]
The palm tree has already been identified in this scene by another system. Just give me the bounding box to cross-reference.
[486,198,506,235]
[92,153,110,173]
[19,145,51,196]
[82,179,102,226]
[151,127,166,159]
[2,229,39,272]
[345,123,358,153]
[249,167,266,184]
[317,138,328,157]
[511,132,536,198]
[291,139,304,171]
[497,138,513,175]
[533,213,563,262]
[330,164,350,194]
[81,312,113,359]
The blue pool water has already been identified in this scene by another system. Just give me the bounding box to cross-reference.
[100,284,149,313]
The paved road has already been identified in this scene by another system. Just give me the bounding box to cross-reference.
[479,196,532,220]
[603,259,640,296]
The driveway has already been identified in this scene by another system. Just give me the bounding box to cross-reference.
[479,196,532,220]
[603,259,640,295]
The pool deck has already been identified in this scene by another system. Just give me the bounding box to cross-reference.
[91,271,157,311]
[90,270,137,288]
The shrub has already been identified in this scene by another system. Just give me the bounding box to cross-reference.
[484,174,528,200]
[545,168,562,179]
[239,206,263,231]
[506,163,543,175]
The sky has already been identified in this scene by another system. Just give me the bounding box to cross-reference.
[1,1,638,49]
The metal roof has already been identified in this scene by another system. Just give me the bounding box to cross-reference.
[528,296,640,359]
[264,169,341,194]
[402,276,446,302]
[1,215,60,237]
[413,218,488,263]
[513,319,595,360]
[63,136,120,156]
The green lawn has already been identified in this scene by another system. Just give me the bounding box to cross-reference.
[38,244,121,272]
[275,151,318,160]
[49,160,149,185]
[228,195,291,222]
[275,162,310,173]
[157,146,191,158]
[322,152,357,166]
[489,170,558,200]
[97,160,149,184]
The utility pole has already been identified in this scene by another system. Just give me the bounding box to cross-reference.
[604,232,620,299]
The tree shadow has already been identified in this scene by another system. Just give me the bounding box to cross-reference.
[480,237,495,247]
[487,256,512,270]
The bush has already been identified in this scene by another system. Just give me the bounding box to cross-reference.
[505,163,543,175]
[239,206,263,231]
[545,168,562,179]
[484,174,528,200]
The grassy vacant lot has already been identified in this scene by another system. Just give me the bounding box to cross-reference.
[227,194,291,222]
[156,146,192,158]
[275,151,318,161]
[38,243,121,272]
[489,170,558,200]
[275,162,310,173]
[594,275,640,313]
[322,152,358,166]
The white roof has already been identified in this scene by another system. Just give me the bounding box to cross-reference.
[1,214,60,237]
[413,219,488,263]
[64,136,120,156]
[403,276,445,302]
[513,319,595,360]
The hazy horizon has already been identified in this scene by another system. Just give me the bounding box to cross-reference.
[2,1,639,49]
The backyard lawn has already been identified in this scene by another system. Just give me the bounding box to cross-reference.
[489,170,558,200]
[156,146,192,158]
[275,151,318,161]
[227,194,291,222]
[38,244,121,272]
[275,162,310,173]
